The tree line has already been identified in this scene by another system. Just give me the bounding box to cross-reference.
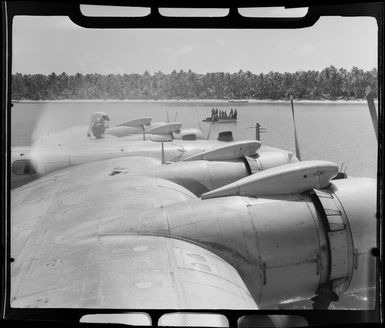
[11,66,377,101]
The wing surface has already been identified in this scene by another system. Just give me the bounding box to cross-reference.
[12,235,256,309]
[11,157,256,309]
[34,125,119,146]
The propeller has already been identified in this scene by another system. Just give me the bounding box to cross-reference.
[365,86,378,140]
[290,95,302,161]
[166,110,178,124]
[289,96,348,179]
[167,111,178,139]
[206,115,215,140]
[142,125,145,140]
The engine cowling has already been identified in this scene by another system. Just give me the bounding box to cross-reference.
[109,177,376,308]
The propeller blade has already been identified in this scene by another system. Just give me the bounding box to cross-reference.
[290,95,302,161]
[206,116,215,140]
[365,86,378,140]
[161,142,165,164]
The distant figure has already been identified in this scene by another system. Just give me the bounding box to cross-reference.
[230,108,234,118]
[211,108,215,119]
[234,109,238,119]
[87,111,110,138]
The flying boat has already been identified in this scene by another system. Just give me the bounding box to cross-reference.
[9,91,378,314]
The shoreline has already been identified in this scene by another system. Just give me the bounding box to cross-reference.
[11,98,374,104]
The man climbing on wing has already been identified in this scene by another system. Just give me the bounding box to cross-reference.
[87,112,110,139]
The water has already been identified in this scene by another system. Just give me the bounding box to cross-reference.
[11,100,377,178]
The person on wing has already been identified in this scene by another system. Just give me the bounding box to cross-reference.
[87,112,110,138]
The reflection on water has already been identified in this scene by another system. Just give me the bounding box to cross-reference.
[11,100,377,178]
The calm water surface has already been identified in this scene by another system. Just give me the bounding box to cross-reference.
[11,100,377,178]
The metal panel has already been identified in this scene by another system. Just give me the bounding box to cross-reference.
[328,230,349,280]
[262,263,319,303]
[11,234,257,309]
[314,190,345,231]
[326,214,345,231]
[330,178,376,294]
[248,197,322,304]
[314,187,355,292]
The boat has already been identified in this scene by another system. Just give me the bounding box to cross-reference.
[202,116,237,123]
[202,107,238,123]
[228,100,249,104]
[202,116,217,122]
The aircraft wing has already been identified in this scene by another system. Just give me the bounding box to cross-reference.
[11,157,257,309]
[33,125,119,146]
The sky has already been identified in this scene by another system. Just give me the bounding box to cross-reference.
[12,10,378,75]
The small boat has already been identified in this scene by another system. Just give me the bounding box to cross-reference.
[228,100,249,104]
[202,116,217,122]
[202,116,237,123]
[203,108,238,123]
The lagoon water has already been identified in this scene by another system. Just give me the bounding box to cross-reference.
[11,100,377,178]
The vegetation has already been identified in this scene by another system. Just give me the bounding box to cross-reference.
[12,66,377,101]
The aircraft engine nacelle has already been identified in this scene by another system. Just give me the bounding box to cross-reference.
[253,146,299,171]
[11,147,39,188]
[150,152,301,196]
[172,128,205,141]
[120,177,376,308]
[152,160,249,196]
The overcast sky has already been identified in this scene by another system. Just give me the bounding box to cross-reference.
[12,13,377,75]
